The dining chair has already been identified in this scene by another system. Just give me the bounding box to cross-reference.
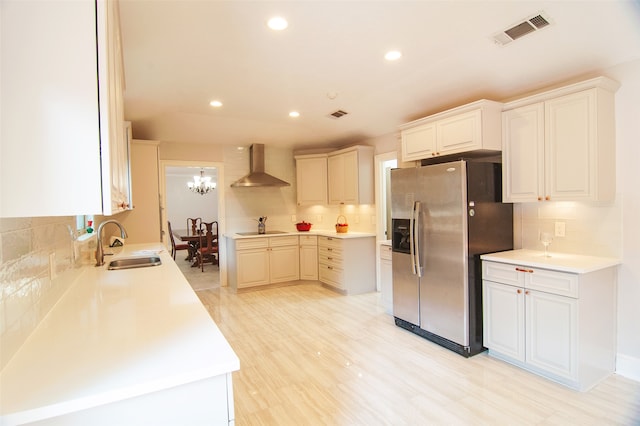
[187,217,202,236]
[196,221,219,271]
[167,221,190,260]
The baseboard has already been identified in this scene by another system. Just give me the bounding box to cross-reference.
[616,353,640,382]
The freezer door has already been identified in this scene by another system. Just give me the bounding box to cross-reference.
[417,161,469,346]
[390,167,417,220]
[392,251,420,325]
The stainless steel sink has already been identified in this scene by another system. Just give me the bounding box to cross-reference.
[236,230,289,236]
[108,256,162,270]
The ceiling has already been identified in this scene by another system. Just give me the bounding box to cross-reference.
[119,1,640,150]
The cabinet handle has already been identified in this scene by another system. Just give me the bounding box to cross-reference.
[537,196,543,201]
[545,196,551,201]
[525,290,530,295]
[515,267,534,273]
[328,248,333,251]
[327,266,333,270]
[517,289,522,294]
[327,257,333,260]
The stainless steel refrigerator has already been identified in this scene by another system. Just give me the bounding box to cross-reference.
[391,160,513,357]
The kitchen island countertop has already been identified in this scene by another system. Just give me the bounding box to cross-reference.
[481,249,620,274]
[0,243,239,425]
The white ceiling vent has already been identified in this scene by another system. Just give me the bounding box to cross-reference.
[329,110,349,119]
[493,12,552,46]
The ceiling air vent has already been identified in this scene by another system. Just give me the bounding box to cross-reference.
[493,12,552,46]
[329,110,349,119]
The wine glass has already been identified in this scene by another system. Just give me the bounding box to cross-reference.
[540,231,553,257]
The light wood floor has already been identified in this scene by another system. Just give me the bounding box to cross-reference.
[196,283,640,425]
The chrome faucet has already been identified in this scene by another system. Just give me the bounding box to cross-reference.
[95,219,128,266]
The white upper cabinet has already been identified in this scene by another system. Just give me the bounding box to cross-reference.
[327,146,374,205]
[502,77,619,203]
[400,100,503,162]
[295,154,328,206]
[0,0,130,217]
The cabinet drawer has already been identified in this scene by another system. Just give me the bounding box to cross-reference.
[269,235,299,247]
[526,268,578,298]
[299,235,317,246]
[236,238,269,250]
[319,246,343,262]
[319,252,343,268]
[483,261,524,287]
[319,263,344,288]
[380,244,392,260]
[318,236,343,249]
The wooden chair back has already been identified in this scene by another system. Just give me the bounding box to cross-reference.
[187,217,202,235]
[197,221,219,271]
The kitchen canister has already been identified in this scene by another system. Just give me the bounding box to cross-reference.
[335,215,348,233]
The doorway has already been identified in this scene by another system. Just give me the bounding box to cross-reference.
[159,160,227,288]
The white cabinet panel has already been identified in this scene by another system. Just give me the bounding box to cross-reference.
[400,100,502,162]
[295,154,327,206]
[299,235,318,280]
[236,248,270,288]
[327,146,374,205]
[0,0,130,217]
[483,280,525,362]
[526,289,578,380]
[502,77,618,203]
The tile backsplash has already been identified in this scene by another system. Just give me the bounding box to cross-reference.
[0,216,82,370]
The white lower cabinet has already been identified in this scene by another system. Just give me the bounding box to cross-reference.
[230,236,299,289]
[482,260,616,391]
[379,243,393,314]
[299,235,318,280]
[318,235,376,295]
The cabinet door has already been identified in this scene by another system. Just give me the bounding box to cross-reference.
[328,151,359,204]
[483,280,525,362]
[379,245,393,313]
[437,109,481,155]
[296,156,327,206]
[269,245,300,283]
[236,249,270,288]
[327,154,345,204]
[401,123,437,161]
[502,104,545,202]
[545,90,596,201]
[299,244,318,280]
[526,290,578,380]
[1,0,103,217]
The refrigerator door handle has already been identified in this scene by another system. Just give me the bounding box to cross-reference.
[413,201,422,277]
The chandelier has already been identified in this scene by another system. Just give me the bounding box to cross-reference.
[188,170,216,195]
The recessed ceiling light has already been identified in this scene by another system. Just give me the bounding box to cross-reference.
[209,100,223,107]
[289,111,300,118]
[384,50,402,61]
[267,16,288,31]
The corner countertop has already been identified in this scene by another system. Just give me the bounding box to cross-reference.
[225,229,376,240]
[0,243,239,425]
[480,249,621,274]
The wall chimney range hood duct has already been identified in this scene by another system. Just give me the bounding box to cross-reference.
[230,144,291,187]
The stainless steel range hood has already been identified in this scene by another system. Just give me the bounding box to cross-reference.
[230,144,291,187]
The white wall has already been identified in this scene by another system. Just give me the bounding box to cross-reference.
[166,172,219,229]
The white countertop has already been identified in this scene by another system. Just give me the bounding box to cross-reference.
[226,229,376,240]
[481,249,621,273]
[0,243,239,425]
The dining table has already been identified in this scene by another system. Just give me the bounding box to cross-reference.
[173,228,202,265]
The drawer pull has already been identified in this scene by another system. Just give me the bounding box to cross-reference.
[327,266,333,270]
[327,257,333,260]
[515,267,534,273]
[327,248,333,251]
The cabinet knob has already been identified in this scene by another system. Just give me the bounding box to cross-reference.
[525,290,530,295]
[537,196,543,201]
[517,289,522,294]
[545,196,551,201]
